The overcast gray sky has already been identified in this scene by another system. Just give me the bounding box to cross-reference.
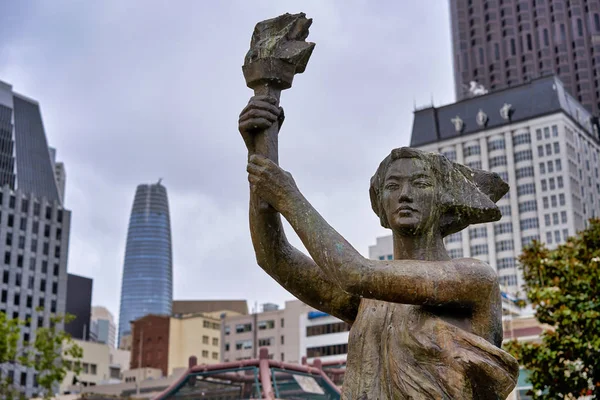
[0,1,454,322]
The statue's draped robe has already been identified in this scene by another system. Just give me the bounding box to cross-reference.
[342,299,519,400]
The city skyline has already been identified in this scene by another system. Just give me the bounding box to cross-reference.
[0,2,462,320]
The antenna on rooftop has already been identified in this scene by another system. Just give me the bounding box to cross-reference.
[157,178,163,185]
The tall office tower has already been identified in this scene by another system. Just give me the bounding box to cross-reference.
[450,0,600,114]
[0,80,71,397]
[90,306,116,348]
[407,75,600,294]
[64,273,93,340]
[118,181,172,347]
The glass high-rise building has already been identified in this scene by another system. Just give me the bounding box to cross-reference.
[118,181,173,346]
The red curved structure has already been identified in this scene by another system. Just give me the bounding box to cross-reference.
[154,348,341,399]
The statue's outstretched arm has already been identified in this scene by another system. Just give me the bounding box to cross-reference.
[247,155,499,309]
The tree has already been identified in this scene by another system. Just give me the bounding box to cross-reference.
[505,218,600,399]
[0,311,83,399]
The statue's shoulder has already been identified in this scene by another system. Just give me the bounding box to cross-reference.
[452,257,498,282]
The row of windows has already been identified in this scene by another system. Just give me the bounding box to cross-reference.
[544,211,568,226]
[539,159,562,174]
[518,200,537,213]
[0,193,63,223]
[516,183,536,196]
[521,218,539,230]
[225,318,285,335]
[546,229,570,244]
[542,194,566,209]
[201,335,219,346]
[537,142,560,157]
[0,212,62,239]
[469,227,487,239]
[541,176,564,191]
[307,343,348,358]
[306,322,351,337]
[535,126,559,141]
[514,149,533,162]
[225,335,285,351]
[499,274,518,287]
[4,240,61,259]
[516,166,534,178]
[522,235,540,247]
[497,258,516,270]
[0,290,57,312]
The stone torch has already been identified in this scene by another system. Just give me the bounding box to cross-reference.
[242,12,315,165]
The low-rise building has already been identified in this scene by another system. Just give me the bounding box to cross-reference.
[221,300,350,365]
[130,308,243,376]
[60,339,131,393]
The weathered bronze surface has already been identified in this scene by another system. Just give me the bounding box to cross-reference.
[240,13,519,400]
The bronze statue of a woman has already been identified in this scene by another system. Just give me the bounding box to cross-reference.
[239,93,519,399]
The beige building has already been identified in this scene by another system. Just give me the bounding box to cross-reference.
[167,311,237,373]
[221,300,350,365]
[60,340,131,393]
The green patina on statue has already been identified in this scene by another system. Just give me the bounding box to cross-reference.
[239,13,519,399]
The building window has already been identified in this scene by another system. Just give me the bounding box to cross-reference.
[235,323,252,333]
[518,200,538,213]
[442,150,457,161]
[448,248,464,259]
[224,326,230,335]
[494,222,513,235]
[306,322,351,337]
[522,235,540,246]
[307,343,348,358]
[212,352,218,360]
[258,320,275,330]
[514,150,533,162]
[469,227,487,239]
[212,337,218,346]
[498,205,511,216]
[488,138,505,151]
[446,232,462,243]
[202,335,209,344]
[520,218,539,230]
[517,183,536,196]
[464,144,481,156]
[471,244,489,256]
[225,343,230,351]
[513,132,531,145]
[496,240,514,252]
[202,350,209,358]
[258,338,272,346]
[516,166,534,178]
[497,258,516,270]
[235,340,252,350]
[489,155,507,167]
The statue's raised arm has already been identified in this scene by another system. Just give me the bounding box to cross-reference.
[239,13,360,324]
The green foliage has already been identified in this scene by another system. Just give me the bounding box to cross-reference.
[504,218,600,399]
[0,311,83,399]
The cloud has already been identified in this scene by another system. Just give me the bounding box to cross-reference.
[0,0,454,325]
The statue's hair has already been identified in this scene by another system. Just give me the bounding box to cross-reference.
[369,147,509,237]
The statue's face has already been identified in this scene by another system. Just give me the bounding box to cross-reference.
[382,158,439,235]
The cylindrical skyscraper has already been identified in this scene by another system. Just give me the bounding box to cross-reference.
[118,181,173,346]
